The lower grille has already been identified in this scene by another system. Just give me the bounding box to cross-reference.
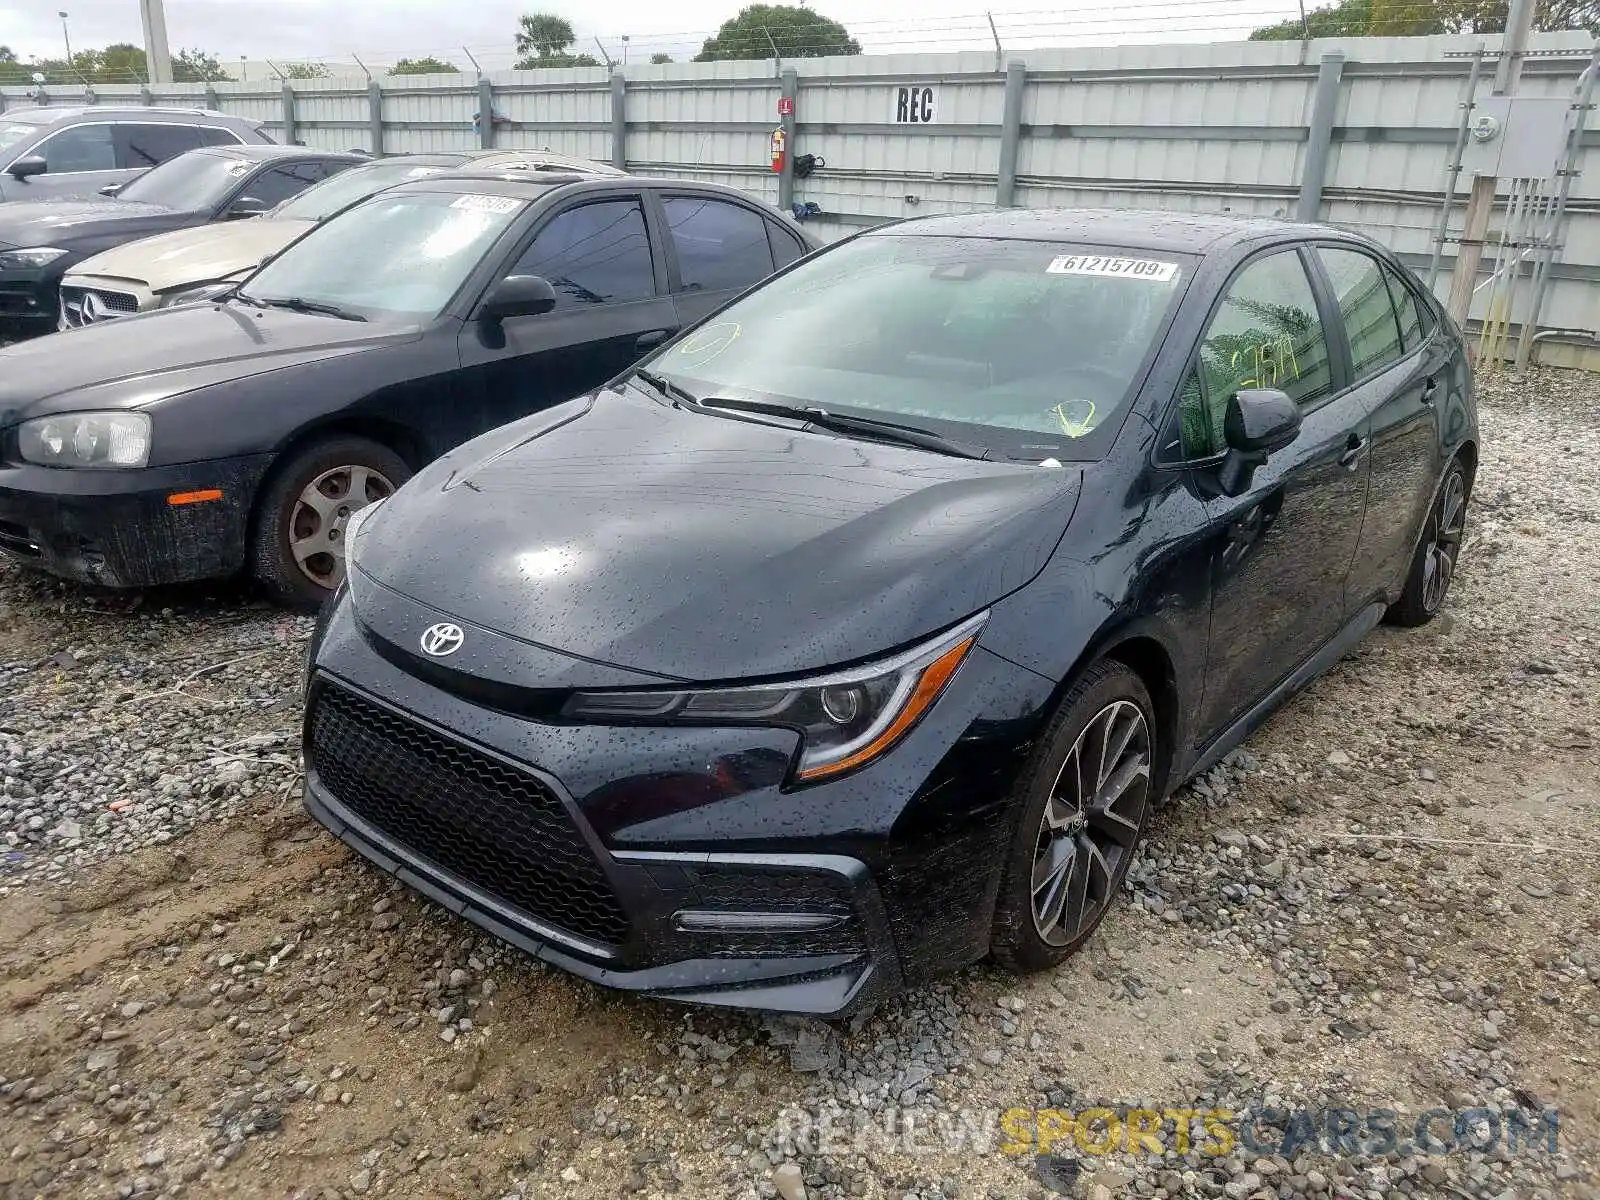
[59,286,140,329]
[682,867,865,958]
[307,683,630,944]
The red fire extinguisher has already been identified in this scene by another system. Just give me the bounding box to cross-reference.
[770,127,786,174]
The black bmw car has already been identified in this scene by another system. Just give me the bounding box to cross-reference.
[0,144,362,338]
[300,209,1477,1016]
[0,171,818,604]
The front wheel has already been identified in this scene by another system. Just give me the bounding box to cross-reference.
[1385,458,1469,628]
[990,660,1156,973]
[250,436,411,609]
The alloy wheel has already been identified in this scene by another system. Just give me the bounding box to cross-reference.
[288,464,395,590]
[1030,699,1152,946]
[1420,471,1466,615]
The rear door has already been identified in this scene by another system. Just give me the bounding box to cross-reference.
[455,191,679,432]
[656,191,787,325]
[1316,245,1448,610]
[1180,245,1374,740]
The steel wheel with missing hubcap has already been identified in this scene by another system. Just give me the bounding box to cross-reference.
[1030,698,1152,947]
[288,464,395,591]
[1420,469,1466,615]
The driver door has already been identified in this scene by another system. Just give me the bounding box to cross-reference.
[455,193,679,434]
[1182,246,1372,740]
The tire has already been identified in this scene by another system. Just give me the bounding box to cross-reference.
[991,660,1157,974]
[249,436,411,610]
[1384,457,1469,628]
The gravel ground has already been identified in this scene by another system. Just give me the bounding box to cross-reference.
[0,366,1596,1200]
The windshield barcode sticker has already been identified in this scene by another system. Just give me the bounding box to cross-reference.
[450,194,524,214]
[1047,255,1178,281]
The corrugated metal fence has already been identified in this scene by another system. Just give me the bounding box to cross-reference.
[5,31,1597,362]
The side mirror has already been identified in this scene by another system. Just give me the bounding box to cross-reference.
[1216,388,1301,496]
[225,195,270,220]
[479,274,557,323]
[8,155,47,181]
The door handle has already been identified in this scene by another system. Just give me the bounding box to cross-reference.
[635,329,671,350]
[1339,434,1369,470]
[1421,377,1439,406]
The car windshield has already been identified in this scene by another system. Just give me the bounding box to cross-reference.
[118,150,253,209]
[647,233,1192,461]
[0,119,47,154]
[236,189,531,321]
[272,161,458,222]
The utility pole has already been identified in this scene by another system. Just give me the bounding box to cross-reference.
[140,0,173,85]
[1444,0,1537,325]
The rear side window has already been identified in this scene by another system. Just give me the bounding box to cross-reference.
[1317,246,1404,380]
[201,126,245,147]
[768,222,805,269]
[1382,261,1426,352]
[1179,249,1332,458]
[663,196,776,293]
[115,123,203,169]
[36,124,115,172]
[514,199,656,309]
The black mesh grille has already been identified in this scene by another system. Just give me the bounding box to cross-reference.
[684,867,865,958]
[307,683,629,944]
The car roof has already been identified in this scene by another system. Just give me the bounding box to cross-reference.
[875,208,1339,255]
[200,144,366,164]
[469,149,629,176]
[0,105,239,123]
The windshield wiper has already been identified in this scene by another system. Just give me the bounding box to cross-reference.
[630,368,701,408]
[248,295,367,322]
[696,397,989,461]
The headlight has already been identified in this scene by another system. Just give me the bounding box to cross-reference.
[563,612,986,783]
[17,412,151,468]
[0,247,69,271]
[157,281,236,308]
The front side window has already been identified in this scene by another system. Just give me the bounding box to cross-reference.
[37,124,115,173]
[663,196,776,293]
[239,162,331,209]
[238,190,528,320]
[513,199,655,309]
[648,234,1191,461]
[115,123,202,169]
[119,150,258,209]
[1317,246,1403,380]
[1179,249,1331,458]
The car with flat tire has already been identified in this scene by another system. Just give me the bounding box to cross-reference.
[0,143,362,338]
[298,208,1477,1017]
[0,106,274,203]
[0,170,820,604]
[58,149,630,325]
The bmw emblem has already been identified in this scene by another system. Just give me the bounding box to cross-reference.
[419,622,465,657]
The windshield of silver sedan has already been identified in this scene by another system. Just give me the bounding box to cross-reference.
[647,233,1190,460]
[235,190,529,321]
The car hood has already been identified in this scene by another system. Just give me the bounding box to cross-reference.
[0,199,192,248]
[64,218,311,293]
[353,387,1083,682]
[0,302,411,426]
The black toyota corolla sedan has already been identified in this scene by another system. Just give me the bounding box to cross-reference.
[301,209,1476,1017]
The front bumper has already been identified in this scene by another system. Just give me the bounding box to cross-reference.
[0,265,65,339]
[300,588,1051,1016]
[0,454,272,588]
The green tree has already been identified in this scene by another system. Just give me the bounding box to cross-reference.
[650,52,674,64]
[1249,0,1373,37]
[694,4,860,61]
[514,12,600,67]
[281,61,330,79]
[97,43,149,82]
[0,46,30,86]
[390,56,461,74]
[1250,0,1597,35]
[173,48,233,82]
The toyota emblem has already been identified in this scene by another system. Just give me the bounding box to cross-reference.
[419,622,465,657]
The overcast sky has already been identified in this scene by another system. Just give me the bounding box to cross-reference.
[4,0,1287,71]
